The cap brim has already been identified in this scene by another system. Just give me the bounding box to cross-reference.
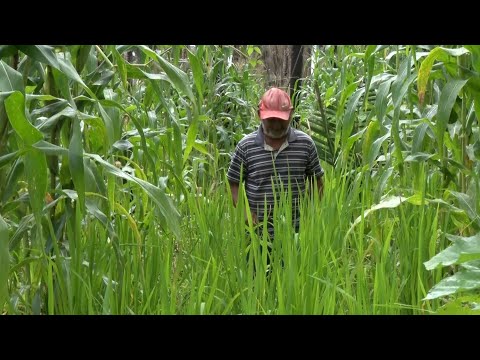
[259,110,291,121]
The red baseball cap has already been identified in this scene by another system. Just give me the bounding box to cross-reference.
[258,87,293,121]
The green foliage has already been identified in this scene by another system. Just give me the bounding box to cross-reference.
[1,45,480,314]
[435,295,480,314]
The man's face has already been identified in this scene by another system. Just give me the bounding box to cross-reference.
[261,117,291,139]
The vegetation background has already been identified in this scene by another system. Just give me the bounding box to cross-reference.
[1,45,479,314]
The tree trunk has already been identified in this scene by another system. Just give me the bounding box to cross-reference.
[261,45,291,89]
[261,45,310,96]
[289,45,304,110]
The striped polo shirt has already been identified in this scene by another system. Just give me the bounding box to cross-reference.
[227,125,324,237]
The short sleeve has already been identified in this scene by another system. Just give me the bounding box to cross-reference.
[306,140,324,178]
[227,142,248,183]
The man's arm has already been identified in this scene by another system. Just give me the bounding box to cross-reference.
[317,176,324,200]
[227,143,257,224]
[306,139,324,201]
[229,180,257,224]
[229,180,239,207]
[227,142,246,207]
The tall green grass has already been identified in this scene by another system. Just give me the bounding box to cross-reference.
[2,161,450,314]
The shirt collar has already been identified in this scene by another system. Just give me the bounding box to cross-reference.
[254,124,297,147]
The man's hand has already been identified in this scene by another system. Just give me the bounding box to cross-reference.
[245,211,258,225]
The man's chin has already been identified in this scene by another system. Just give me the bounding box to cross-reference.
[264,129,288,137]
[267,132,287,139]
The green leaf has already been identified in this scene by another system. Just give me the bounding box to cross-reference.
[125,65,170,82]
[337,82,358,119]
[25,148,48,235]
[86,153,181,239]
[411,122,429,154]
[31,99,69,120]
[374,79,392,125]
[448,191,480,227]
[393,73,416,110]
[367,132,390,166]
[363,46,376,109]
[424,269,480,300]
[0,215,9,309]
[0,45,17,58]
[139,45,195,104]
[112,47,127,89]
[0,61,24,93]
[0,151,19,170]
[26,94,63,102]
[347,196,407,237]
[52,66,76,109]
[57,56,96,99]
[69,117,85,214]
[0,64,22,130]
[93,70,114,86]
[374,167,393,203]
[83,160,100,193]
[112,140,133,151]
[438,46,470,57]
[86,159,107,196]
[465,45,480,73]
[1,158,24,203]
[342,88,364,145]
[75,45,92,74]
[5,91,43,145]
[437,78,469,138]
[96,102,115,149]
[9,198,61,250]
[36,106,76,132]
[183,112,199,165]
[187,49,204,104]
[362,119,380,162]
[16,45,60,70]
[193,141,213,160]
[392,55,410,102]
[84,196,108,227]
[417,47,470,105]
[404,152,434,162]
[417,47,447,105]
[32,140,69,156]
[424,233,480,270]
[172,118,183,178]
[102,93,121,141]
[436,295,480,314]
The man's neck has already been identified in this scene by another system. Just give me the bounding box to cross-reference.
[264,134,287,150]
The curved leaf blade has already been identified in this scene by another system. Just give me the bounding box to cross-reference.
[424,233,480,270]
[0,61,23,93]
[424,269,480,300]
[417,48,444,105]
[5,91,43,145]
[437,79,469,137]
[16,45,60,70]
[86,153,180,239]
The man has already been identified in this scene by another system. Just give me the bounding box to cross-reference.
[227,87,324,240]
